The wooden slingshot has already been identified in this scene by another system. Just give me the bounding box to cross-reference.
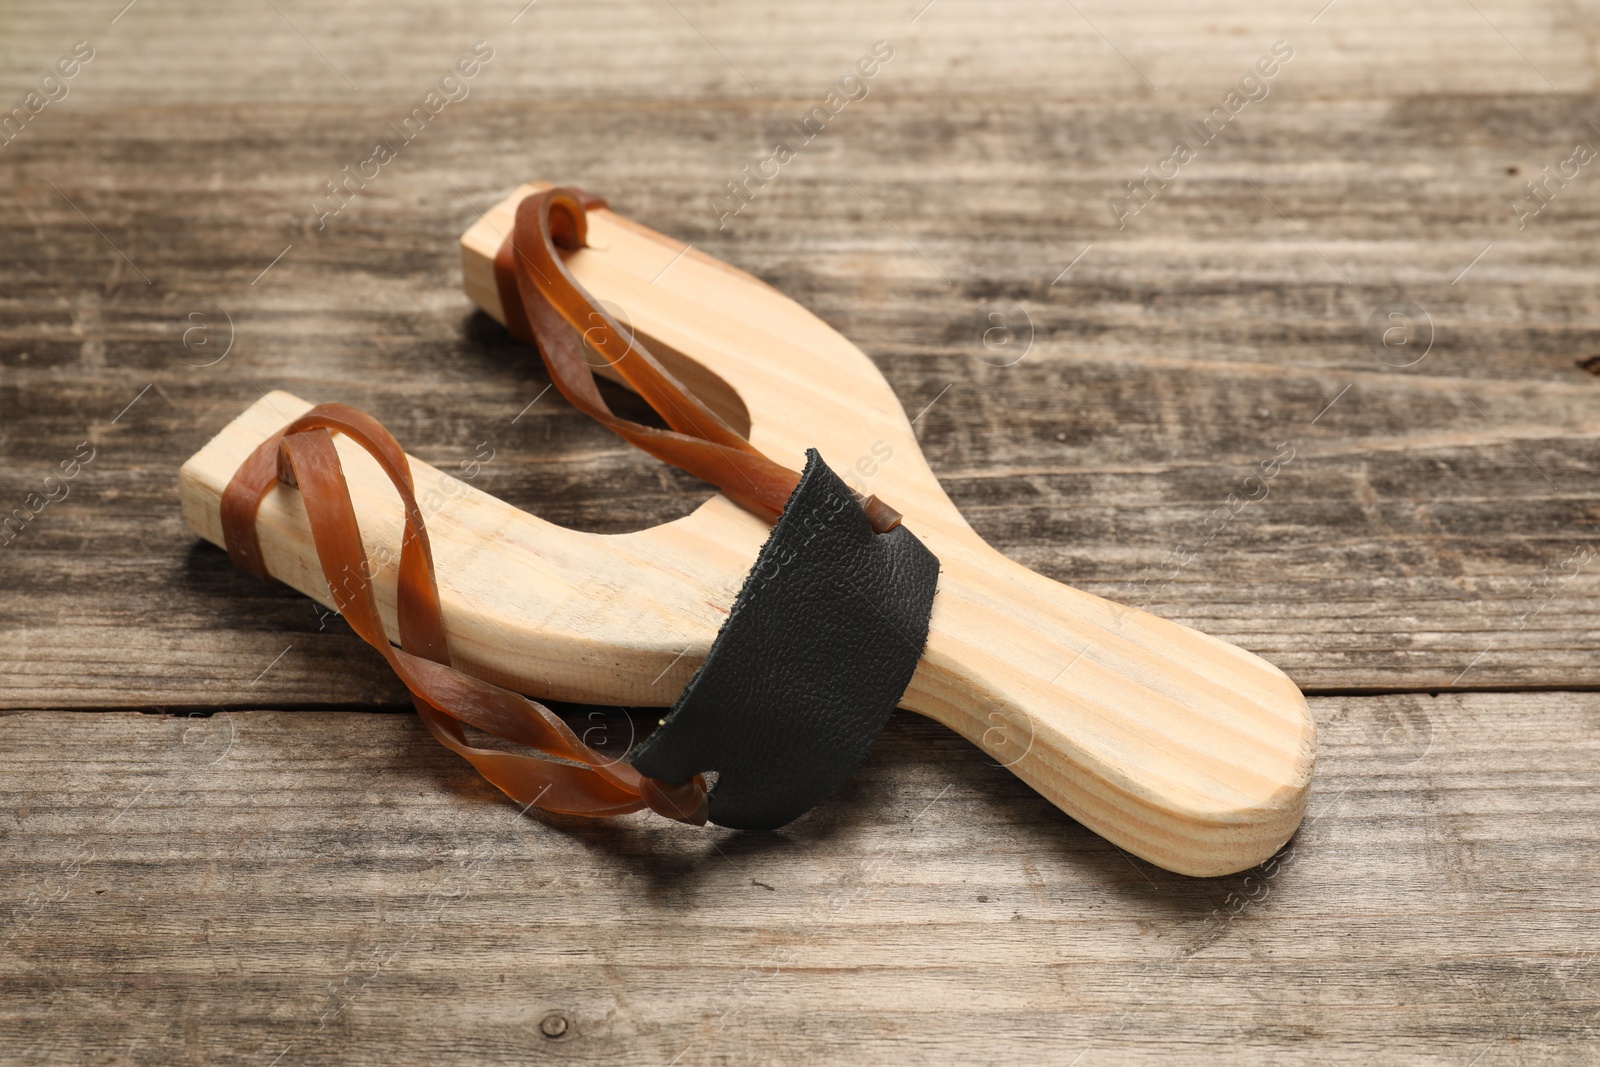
[179,183,1315,877]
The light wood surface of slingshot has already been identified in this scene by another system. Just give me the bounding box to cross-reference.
[179,183,1315,877]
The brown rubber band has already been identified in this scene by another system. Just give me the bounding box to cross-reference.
[496,186,902,534]
[220,402,708,825]
[217,187,898,824]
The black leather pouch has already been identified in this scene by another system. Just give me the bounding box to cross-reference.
[629,449,940,829]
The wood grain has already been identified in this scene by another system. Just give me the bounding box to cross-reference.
[3,0,1594,104]
[2,692,1596,1066]
[6,91,1600,705]
[4,0,1600,1058]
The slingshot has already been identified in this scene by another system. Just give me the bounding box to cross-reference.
[179,183,1314,877]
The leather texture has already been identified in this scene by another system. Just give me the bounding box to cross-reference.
[628,449,941,830]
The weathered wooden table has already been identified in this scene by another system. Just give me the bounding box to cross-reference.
[4,1,1598,1063]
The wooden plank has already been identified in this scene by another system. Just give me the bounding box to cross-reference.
[2,692,1597,1065]
[4,0,1595,1060]
[5,93,1600,705]
[1,0,1591,104]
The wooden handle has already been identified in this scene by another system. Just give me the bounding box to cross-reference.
[912,546,1313,876]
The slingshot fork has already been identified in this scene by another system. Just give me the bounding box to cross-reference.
[179,183,1314,877]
